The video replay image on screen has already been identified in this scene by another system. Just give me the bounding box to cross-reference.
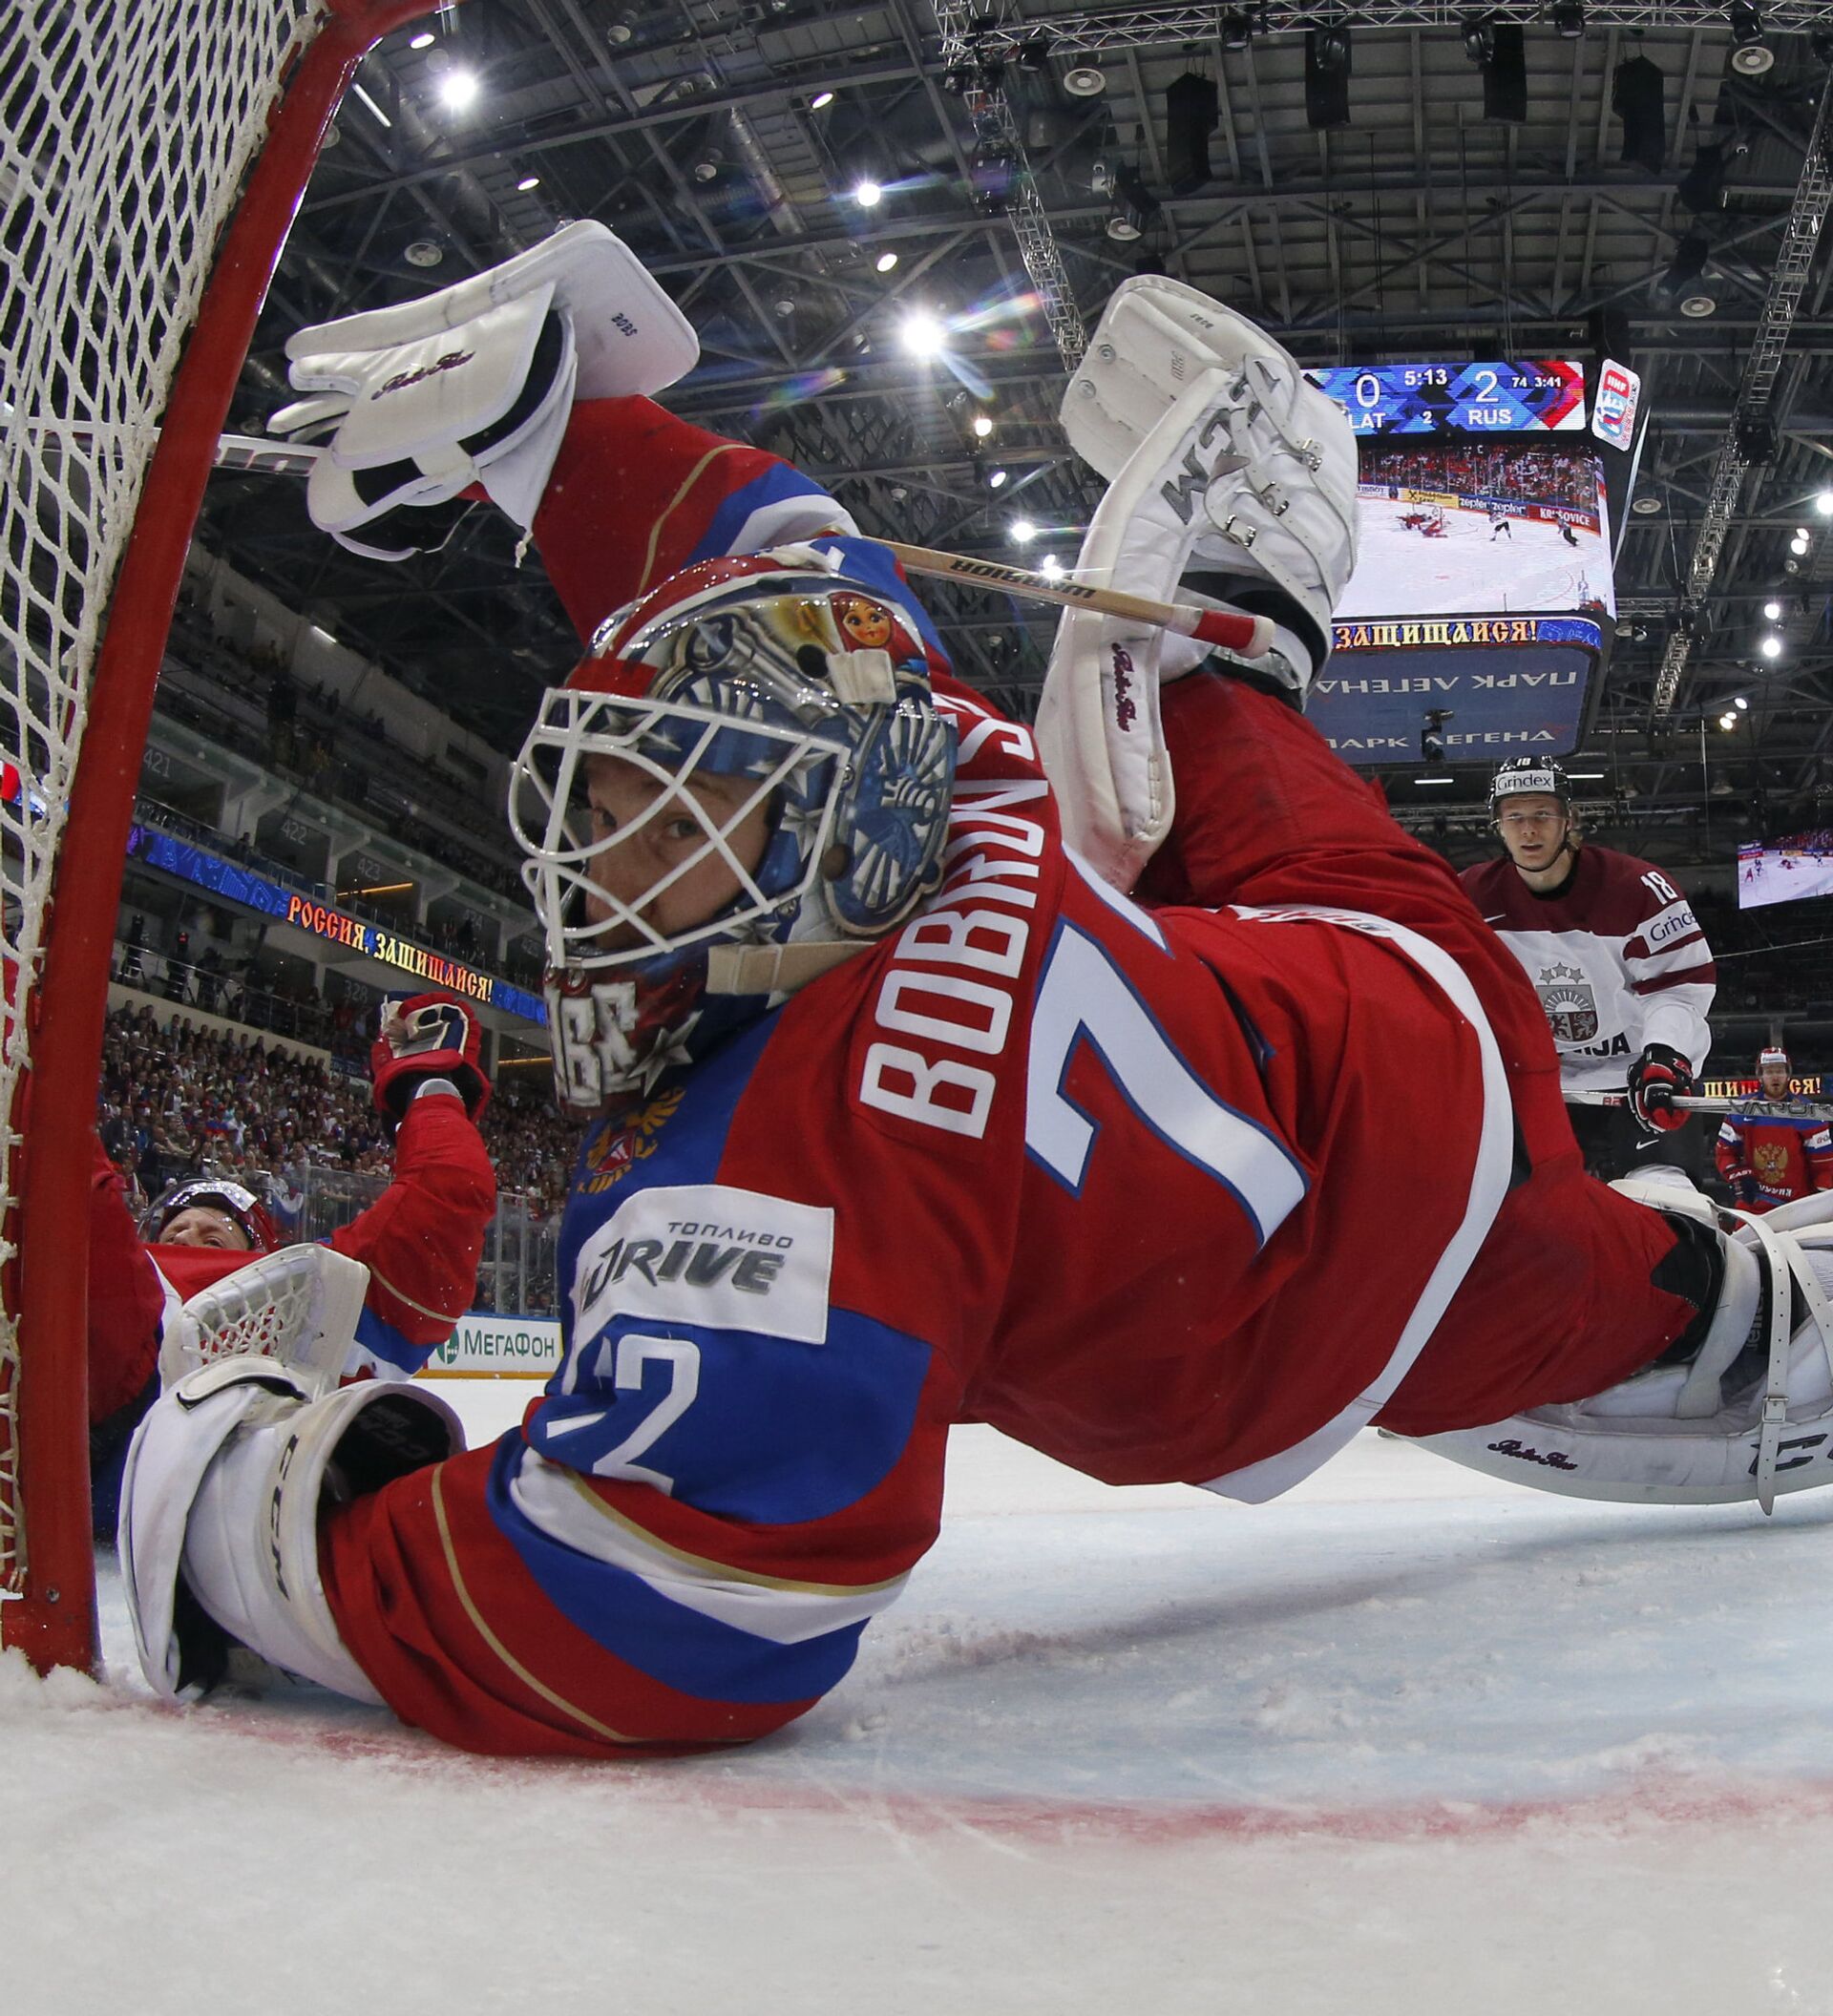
[1338,443,1615,622]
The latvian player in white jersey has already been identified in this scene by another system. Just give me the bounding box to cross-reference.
[1461,758,1716,1183]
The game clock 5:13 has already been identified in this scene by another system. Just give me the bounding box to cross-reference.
[1306,360,1588,436]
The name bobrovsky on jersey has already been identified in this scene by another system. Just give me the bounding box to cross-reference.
[855,709,1049,1143]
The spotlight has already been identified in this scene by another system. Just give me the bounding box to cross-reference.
[1728,3,1774,75]
[810,90,835,110]
[1790,535,1811,556]
[1223,10,1254,50]
[691,147,724,184]
[1632,494,1663,514]
[1040,555,1064,579]
[409,31,435,50]
[1462,14,1495,65]
[1760,636,1783,659]
[604,9,639,44]
[1011,517,1037,544]
[1735,694,1750,708]
[1764,600,1782,620]
[1551,0,1586,37]
[987,468,1009,489]
[898,308,945,358]
[971,413,995,439]
[853,178,884,208]
[1719,713,1738,730]
[405,239,444,268]
[1016,31,1053,72]
[437,68,480,112]
[1306,27,1352,130]
[874,250,898,273]
[1818,492,1833,516]
[1679,292,1717,318]
[940,60,979,94]
[516,174,541,192]
[1063,66,1107,98]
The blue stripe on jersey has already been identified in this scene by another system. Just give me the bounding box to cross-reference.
[529,1304,932,1523]
[352,1302,426,1376]
[485,1436,865,1706]
[690,464,841,568]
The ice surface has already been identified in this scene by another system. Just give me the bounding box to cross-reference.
[1339,503,1613,620]
[8,1384,1833,2015]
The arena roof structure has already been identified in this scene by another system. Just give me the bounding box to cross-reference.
[190,0,1833,867]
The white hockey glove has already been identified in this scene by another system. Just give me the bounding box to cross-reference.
[1409,1186,1833,1514]
[268,220,699,560]
[1036,276,1359,892]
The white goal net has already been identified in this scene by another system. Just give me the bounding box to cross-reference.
[0,0,390,1666]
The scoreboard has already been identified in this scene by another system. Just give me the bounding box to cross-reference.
[1306,360,1588,436]
[1303,358,1611,766]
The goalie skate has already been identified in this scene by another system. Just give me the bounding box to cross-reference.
[1411,1188,1833,1513]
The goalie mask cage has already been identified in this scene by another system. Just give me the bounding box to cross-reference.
[0,0,434,1675]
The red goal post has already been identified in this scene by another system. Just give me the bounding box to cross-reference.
[0,0,438,1674]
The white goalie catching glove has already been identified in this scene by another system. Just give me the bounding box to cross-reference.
[1036,276,1359,893]
[157,1242,373,1390]
[119,1357,463,1703]
[1410,1184,1833,1514]
[268,220,699,560]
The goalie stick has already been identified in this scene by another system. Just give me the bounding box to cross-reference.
[864,539,1275,661]
[25,424,1277,663]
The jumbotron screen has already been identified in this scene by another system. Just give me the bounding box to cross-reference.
[1339,443,1614,622]
[1302,360,1612,766]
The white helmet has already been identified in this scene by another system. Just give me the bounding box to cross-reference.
[510,553,957,1115]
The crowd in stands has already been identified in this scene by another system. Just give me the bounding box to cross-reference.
[1362,446,1596,512]
[98,1002,579,1228]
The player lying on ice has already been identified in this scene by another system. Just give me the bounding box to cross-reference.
[118,225,1833,1758]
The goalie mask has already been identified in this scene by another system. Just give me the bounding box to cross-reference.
[510,553,957,1115]
[142,1177,279,1253]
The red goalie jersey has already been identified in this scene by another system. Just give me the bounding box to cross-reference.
[1716,1102,1833,1212]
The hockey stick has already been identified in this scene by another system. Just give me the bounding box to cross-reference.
[1569,1089,1833,1121]
[863,539,1275,660]
[181,437,1274,662]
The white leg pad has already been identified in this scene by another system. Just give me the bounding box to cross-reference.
[119,1359,462,1703]
[158,1243,371,1390]
[1409,1207,1833,1510]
